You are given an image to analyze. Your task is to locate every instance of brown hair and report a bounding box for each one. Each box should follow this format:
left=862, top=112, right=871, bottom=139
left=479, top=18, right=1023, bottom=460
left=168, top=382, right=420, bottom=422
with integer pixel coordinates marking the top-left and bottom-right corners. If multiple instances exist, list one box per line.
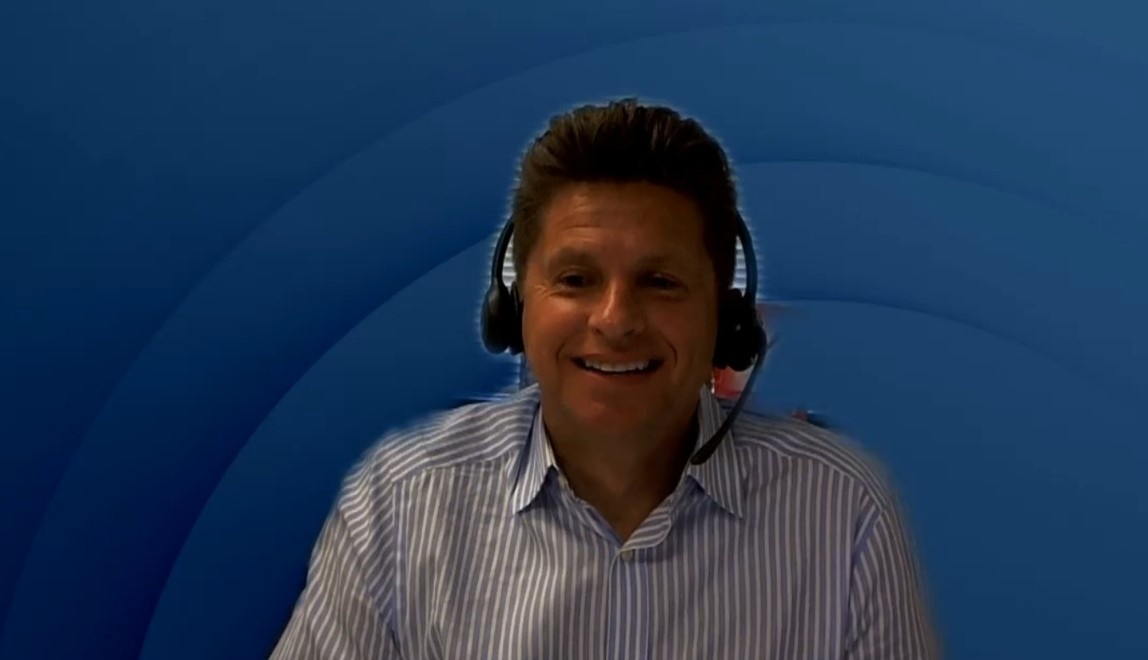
left=509, top=98, right=742, bottom=292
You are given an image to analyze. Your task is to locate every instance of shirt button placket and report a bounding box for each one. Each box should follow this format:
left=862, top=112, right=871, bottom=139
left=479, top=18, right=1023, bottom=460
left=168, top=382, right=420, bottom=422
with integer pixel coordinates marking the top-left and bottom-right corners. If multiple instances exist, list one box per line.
left=605, top=547, right=650, bottom=660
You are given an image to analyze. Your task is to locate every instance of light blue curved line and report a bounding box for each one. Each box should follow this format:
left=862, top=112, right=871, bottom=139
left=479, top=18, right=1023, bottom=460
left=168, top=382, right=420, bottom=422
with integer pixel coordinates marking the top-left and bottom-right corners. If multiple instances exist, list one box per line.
left=766, top=294, right=1134, bottom=408
left=352, top=16, right=1146, bottom=155
left=732, top=157, right=1104, bottom=232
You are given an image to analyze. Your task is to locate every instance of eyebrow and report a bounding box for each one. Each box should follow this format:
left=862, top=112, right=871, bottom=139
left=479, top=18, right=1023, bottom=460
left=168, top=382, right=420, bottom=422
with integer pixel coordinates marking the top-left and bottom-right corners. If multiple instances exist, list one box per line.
left=543, top=246, right=691, bottom=272
left=543, top=247, right=594, bottom=270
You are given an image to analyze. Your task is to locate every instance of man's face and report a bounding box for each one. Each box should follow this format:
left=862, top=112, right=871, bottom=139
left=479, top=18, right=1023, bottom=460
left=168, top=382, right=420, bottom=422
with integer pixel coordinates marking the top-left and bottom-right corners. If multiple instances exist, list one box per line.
left=520, top=181, right=720, bottom=443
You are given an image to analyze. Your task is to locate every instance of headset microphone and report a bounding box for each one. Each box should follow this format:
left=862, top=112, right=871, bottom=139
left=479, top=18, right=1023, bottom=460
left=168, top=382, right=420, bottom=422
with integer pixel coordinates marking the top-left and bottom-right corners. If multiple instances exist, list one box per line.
left=480, top=212, right=769, bottom=465
left=689, top=324, right=768, bottom=464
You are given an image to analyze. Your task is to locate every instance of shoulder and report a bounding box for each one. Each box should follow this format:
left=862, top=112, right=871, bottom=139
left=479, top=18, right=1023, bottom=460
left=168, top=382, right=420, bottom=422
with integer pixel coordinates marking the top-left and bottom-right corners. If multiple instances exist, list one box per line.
left=343, top=387, right=541, bottom=496
left=730, top=408, right=901, bottom=511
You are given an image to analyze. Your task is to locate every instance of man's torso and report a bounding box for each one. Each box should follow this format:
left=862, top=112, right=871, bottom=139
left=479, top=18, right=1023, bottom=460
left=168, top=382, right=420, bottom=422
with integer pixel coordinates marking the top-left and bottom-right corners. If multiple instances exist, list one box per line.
left=374, top=388, right=882, bottom=660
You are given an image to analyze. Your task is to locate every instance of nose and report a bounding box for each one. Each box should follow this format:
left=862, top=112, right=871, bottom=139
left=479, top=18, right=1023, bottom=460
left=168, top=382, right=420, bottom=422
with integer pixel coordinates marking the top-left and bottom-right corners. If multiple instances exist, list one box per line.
left=588, top=280, right=645, bottom=341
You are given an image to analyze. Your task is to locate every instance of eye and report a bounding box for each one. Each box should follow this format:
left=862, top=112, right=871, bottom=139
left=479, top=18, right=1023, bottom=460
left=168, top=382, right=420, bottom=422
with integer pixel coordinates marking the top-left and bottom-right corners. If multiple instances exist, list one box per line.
left=556, top=272, right=590, bottom=288
left=646, top=274, right=682, bottom=290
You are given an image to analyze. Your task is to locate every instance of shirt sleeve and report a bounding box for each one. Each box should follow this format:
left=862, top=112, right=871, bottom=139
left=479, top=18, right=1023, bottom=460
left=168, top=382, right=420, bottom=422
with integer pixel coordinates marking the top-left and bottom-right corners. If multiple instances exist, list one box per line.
left=844, top=499, right=942, bottom=659
left=269, top=461, right=400, bottom=659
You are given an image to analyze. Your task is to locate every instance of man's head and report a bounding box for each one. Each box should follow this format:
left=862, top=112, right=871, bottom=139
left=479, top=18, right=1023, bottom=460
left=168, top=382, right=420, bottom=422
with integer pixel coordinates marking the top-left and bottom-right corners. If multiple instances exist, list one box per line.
left=509, top=98, right=744, bottom=444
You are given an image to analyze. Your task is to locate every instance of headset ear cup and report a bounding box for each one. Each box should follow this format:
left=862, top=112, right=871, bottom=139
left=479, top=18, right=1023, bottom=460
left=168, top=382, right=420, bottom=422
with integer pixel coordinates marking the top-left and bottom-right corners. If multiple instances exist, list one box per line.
left=481, top=280, right=525, bottom=354
left=714, top=289, right=764, bottom=371
left=481, top=281, right=509, bottom=353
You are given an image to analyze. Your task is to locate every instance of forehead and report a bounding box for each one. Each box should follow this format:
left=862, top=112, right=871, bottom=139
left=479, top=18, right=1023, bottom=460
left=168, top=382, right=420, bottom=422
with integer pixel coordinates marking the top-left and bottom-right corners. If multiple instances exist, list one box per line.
left=534, top=181, right=708, bottom=260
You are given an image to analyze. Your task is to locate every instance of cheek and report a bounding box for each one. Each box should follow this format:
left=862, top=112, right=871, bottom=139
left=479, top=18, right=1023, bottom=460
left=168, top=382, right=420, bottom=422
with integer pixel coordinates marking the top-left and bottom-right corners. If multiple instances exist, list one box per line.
left=665, top=312, right=719, bottom=368
left=521, top=301, right=579, bottom=358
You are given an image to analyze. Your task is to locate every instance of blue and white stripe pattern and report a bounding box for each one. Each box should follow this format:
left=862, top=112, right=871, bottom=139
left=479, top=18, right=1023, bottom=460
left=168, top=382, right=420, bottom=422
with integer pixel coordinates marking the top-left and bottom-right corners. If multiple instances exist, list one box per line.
left=270, top=385, right=939, bottom=659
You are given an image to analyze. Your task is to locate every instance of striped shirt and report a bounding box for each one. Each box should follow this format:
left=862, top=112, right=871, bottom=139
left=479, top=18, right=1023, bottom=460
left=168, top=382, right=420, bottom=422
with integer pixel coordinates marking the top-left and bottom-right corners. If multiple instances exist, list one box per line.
left=270, top=385, right=939, bottom=659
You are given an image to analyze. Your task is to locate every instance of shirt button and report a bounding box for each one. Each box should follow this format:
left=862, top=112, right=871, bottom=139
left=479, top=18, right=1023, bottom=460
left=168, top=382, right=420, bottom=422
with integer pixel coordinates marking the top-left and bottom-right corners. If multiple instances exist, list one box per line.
left=619, top=549, right=634, bottom=560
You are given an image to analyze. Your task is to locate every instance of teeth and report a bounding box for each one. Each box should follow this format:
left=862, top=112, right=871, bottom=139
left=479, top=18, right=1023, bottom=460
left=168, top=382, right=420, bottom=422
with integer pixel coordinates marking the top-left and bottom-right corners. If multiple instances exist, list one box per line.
left=582, top=360, right=651, bottom=373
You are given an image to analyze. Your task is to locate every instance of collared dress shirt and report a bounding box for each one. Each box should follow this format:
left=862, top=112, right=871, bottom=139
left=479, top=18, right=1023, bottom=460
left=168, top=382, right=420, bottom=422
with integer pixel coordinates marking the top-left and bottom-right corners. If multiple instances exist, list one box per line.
left=270, top=385, right=939, bottom=659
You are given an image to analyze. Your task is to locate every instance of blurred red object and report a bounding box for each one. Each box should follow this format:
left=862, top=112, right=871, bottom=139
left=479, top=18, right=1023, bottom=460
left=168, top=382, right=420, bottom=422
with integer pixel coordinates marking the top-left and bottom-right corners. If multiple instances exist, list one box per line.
left=711, top=303, right=832, bottom=428
left=712, top=366, right=749, bottom=399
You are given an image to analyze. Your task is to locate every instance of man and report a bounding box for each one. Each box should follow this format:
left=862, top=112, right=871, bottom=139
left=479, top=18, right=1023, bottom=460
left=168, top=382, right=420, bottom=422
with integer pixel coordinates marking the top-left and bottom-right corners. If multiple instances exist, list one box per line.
left=270, top=99, right=940, bottom=658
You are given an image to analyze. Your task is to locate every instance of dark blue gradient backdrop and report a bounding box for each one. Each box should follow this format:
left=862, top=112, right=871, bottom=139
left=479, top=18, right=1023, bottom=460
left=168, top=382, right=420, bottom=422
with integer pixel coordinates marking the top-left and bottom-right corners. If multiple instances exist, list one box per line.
left=2, top=1, right=1146, bottom=658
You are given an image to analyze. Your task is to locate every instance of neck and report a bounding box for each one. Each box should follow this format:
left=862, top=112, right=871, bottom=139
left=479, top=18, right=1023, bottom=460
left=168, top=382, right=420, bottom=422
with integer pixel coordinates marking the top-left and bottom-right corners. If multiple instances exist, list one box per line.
left=544, top=412, right=697, bottom=542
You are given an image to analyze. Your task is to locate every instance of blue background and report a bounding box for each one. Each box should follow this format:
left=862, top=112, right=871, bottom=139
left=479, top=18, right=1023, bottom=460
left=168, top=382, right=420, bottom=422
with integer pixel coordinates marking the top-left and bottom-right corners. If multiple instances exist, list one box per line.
left=2, top=1, right=1146, bottom=658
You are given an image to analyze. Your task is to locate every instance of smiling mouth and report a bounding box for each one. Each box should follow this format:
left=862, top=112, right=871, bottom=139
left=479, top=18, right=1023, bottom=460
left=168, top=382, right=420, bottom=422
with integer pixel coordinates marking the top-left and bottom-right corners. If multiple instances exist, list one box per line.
left=573, top=358, right=663, bottom=375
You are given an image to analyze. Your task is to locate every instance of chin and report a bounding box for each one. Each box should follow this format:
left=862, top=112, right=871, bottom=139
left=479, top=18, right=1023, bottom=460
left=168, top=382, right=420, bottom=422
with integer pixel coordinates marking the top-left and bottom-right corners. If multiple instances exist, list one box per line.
left=569, top=393, right=658, bottom=429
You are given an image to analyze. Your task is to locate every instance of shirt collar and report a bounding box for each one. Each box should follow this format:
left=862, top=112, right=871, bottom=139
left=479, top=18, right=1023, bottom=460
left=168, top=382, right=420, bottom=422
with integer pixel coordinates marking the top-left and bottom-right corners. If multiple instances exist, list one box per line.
left=508, top=394, right=558, bottom=515
left=683, top=386, right=747, bottom=519
left=507, top=385, right=746, bottom=519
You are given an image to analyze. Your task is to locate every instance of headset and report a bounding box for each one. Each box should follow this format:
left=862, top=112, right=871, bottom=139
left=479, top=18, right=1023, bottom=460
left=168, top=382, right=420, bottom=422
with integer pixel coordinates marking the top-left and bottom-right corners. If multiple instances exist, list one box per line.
left=480, top=211, right=769, bottom=465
